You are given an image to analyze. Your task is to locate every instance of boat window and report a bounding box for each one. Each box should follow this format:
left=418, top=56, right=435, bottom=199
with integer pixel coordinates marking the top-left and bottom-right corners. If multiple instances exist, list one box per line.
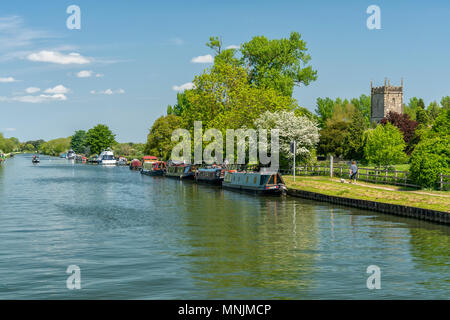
left=260, top=175, right=268, bottom=185
left=267, top=175, right=275, bottom=185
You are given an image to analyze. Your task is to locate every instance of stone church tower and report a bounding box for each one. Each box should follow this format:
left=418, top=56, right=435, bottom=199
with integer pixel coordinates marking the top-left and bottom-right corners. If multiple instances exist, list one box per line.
left=370, top=79, right=403, bottom=123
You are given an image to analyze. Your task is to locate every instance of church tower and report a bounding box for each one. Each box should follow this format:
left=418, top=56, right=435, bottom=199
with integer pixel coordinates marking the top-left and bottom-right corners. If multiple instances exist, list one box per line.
left=370, top=78, right=403, bottom=123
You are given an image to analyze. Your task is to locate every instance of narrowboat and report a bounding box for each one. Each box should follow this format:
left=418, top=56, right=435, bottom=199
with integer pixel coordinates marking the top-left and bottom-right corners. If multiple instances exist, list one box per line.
left=141, top=161, right=167, bottom=176
left=165, top=163, right=195, bottom=180
left=129, top=159, right=142, bottom=170
left=142, top=156, right=158, bottom=165
left=222, top=171, right=287, bottom=195
left=195, top=167, right=224, bottom=185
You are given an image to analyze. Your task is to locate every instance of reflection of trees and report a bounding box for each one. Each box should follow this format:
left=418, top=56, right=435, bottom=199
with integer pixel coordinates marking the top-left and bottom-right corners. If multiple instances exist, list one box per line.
left=175, top=185, right=319, bottom=298
left=408, top=225, right=450, bottom=290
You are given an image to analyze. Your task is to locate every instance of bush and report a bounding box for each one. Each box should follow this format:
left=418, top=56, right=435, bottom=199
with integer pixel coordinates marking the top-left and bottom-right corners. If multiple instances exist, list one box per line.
left=364, top=123, right=407, bottom=167
left=409, top=136, right=450, bottom=188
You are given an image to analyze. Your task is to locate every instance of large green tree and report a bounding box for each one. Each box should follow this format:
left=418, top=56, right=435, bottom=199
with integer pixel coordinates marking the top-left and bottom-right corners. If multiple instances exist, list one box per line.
left=182, top=61, right=296, bottom=133
left=240, top=31, right=317, bottom=97
left=85, top=124, right=116, bottom=155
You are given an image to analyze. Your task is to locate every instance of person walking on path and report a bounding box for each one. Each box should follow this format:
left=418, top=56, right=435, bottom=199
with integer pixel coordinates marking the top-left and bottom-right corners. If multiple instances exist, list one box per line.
left=349, top=161, right=358, bottom=184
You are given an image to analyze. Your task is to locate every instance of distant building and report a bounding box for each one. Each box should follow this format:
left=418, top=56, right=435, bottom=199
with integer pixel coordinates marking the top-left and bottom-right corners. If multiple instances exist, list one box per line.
left=370, top=79, right=403, bottom=123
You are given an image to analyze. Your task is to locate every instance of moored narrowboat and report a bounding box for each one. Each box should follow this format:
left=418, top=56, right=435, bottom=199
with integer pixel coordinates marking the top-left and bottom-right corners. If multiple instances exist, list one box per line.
left=195, top=167, right=224, bottom=185
left=165, top=163, right=195, bottom=180
left=129, top=159, right=142, bottom=170
left=222, top=171, right=286, bottom=195
left=141, top=161, right=167, bottom=176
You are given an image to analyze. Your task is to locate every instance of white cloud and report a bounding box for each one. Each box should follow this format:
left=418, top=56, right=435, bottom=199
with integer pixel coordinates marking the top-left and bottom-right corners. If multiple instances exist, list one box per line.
left=44, top=85, right=69, bottom=94
left=90, top=88, right=125, bottom=95
left=76, top=70, right=93, bottom=78
left=11, top=94, right=67, bottom=103
left=0, top=77, right=18, bottom=83
left=27, top=50, right=90, bottom=65
left=95, top=73, right=104, bottom=78
left=226, top=45, right=240, bottom=50
left=172, top=82, right=194, bottom=91
left=25, top=87, right=40, bottom=94
left=191, top=54, right=214, bottom=63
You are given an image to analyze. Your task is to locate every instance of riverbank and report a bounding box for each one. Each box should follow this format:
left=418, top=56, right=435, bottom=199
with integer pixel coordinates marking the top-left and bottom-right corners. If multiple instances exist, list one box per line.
left=284, top=176, right=449, bottom=224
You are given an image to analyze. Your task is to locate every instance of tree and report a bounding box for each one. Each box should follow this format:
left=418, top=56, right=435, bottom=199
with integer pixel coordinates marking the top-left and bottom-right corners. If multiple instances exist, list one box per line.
left=440, top=96, right=450, bottom=110
left=380, top=111, right=418, bottom=145
left=345, top=110, right=368, bottom=160
left=240, top=31, right=318, bottom=97
left=318, top=121, right=350, bottom=158
left=254, top=110, right=319, bottom=164
left=315, top=97, right=335, bottom=128
left=70, top=130, right=87, bottom=154
left=350, top=94, right=371, bottom=126
left=85, top=124, right=116, bottom=155
left=416, top=105, right=430, bottom=126
left=326, top=102, right=354, bottom=125
left=364, top=123, right=407, bottom=167
left=39, top=137, right=71, bottom=156
left=410, top=136, right=449, bottom=188
left=427, top=101, right=441, bottom=121
left=145, top=115, right=182, bottom=160
left=167, top=92, right=192, bottom=116
left=182, top=61, right=296, bottom=133
left=404, top=97, right=422, bottom=120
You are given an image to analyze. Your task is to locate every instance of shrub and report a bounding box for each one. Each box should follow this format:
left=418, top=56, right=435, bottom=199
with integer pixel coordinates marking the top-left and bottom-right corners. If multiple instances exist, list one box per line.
left=409, top=136, right=450, bottom=188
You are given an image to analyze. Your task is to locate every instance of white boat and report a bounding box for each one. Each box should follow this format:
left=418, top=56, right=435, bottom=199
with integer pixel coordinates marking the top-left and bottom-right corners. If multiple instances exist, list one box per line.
left=67, top=149, right=76, bottom=160
left=97, top=150, right=117, bottom=166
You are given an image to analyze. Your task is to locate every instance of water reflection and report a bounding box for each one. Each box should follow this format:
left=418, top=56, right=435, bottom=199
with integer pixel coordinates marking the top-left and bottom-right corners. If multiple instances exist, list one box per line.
left=0, top=154, right=448, bottom=299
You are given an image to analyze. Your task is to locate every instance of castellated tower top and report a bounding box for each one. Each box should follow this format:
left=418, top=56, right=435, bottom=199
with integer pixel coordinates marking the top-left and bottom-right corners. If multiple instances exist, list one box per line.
left=370, top=78, right=404, bottom=123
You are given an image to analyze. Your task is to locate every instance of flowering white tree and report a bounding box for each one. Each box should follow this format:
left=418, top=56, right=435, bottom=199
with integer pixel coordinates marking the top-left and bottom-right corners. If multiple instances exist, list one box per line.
left=254, top=110, right=319, bottom=162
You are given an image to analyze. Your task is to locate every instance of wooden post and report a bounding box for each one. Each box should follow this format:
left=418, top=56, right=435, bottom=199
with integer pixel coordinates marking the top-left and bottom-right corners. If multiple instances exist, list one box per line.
left=385, top=168, right=388, bottom=182
left=440, top=173, right=443, bottom=191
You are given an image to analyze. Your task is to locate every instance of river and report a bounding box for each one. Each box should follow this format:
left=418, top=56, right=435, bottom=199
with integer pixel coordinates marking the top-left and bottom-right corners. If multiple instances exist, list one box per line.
left=0, top=154, right=448, bottom=299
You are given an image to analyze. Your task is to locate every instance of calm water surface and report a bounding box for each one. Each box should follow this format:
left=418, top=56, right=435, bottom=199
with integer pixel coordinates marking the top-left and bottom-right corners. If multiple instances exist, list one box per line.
left=0, top=154, right=448, bottom=299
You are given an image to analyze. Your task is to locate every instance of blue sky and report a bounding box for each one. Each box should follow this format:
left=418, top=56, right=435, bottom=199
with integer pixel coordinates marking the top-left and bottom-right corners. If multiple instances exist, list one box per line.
left=0, top=0, right=449, bottom=142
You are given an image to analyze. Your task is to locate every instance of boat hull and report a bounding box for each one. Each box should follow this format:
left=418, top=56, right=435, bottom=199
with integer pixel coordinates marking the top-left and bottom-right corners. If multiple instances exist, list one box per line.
left=222, top=183, right=285, bottom=195
left=141, top=169, right=165, bottom=176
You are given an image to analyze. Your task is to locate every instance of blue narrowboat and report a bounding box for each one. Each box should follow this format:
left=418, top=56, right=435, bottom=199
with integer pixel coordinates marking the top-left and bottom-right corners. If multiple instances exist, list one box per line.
left=195, top=167, right=224, bottom=185
left=222, top=171, right=287, bottom=195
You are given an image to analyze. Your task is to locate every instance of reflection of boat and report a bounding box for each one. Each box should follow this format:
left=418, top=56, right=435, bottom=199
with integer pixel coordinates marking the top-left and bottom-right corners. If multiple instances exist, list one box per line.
left=32, top=155, right=40, bottom=163
left=141, top=161, right=167, bottom=176
left=129, top=159, right=142, bottom=170
left=165, top=162, right=195, bottom=180
left=222, top=170, right=286, bottom=195
left=67, top=149, right=75, bottom=160
left=195, top=167, right=224, bottom=185
left=97, top=150, right=116, bottom=166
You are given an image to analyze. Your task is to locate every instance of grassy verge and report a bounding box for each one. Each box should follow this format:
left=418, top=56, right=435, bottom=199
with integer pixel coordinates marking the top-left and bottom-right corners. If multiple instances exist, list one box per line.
left=284, top=175, right=450, bottom=213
